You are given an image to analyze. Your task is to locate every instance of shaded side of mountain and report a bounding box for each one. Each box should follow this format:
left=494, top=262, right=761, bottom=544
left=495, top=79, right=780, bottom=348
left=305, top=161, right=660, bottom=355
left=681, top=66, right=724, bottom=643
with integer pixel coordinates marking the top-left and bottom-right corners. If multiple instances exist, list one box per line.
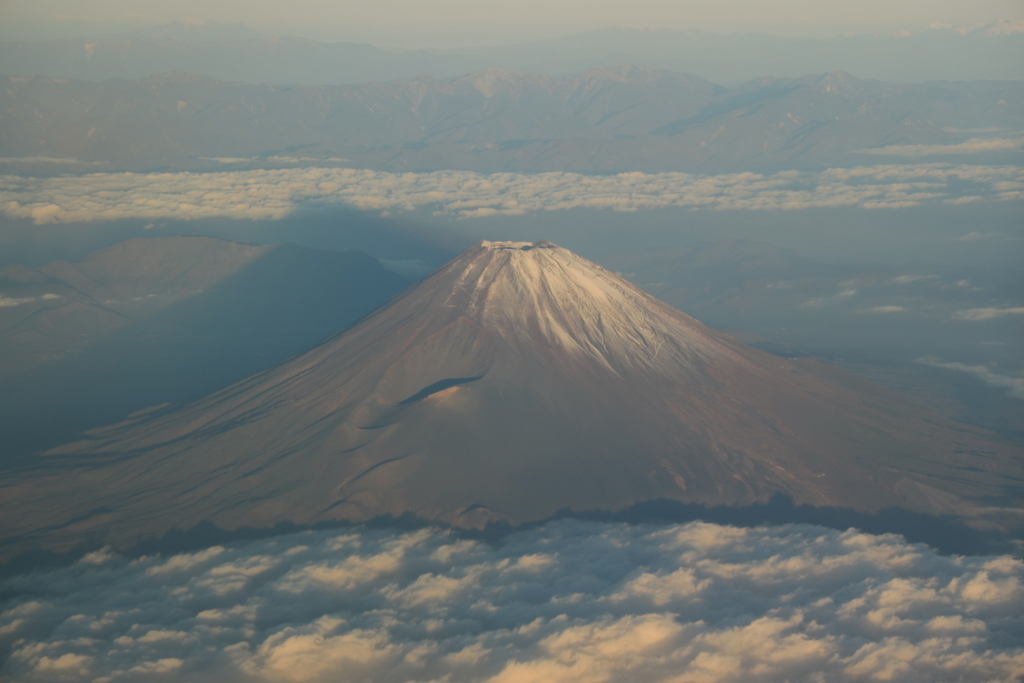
left=0, top=237, right=408, bottom=462
left=0, top=236, right=274, bottom=372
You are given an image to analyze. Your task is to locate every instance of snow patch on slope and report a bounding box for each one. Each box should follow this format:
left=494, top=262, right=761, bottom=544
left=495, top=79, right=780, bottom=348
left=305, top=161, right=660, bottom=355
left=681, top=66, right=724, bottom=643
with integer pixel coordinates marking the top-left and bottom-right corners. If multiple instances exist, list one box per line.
left=436, top=240, right=727, bottom=374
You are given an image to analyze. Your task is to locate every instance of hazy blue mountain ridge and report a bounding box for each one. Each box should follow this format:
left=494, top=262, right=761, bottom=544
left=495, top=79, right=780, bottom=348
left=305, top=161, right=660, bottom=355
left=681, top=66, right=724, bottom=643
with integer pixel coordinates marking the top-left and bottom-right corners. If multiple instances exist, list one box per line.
left=2, top=67, right=1021, bottom=171
left=1, top=21, right=1021, bottom=85
left=0, top=31, right=473, bottom=88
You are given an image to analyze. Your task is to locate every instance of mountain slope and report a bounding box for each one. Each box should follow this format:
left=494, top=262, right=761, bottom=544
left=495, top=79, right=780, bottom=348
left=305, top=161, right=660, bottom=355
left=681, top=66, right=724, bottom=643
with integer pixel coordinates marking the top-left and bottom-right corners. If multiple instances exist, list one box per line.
left=1, top=241, right=1021, bottom=560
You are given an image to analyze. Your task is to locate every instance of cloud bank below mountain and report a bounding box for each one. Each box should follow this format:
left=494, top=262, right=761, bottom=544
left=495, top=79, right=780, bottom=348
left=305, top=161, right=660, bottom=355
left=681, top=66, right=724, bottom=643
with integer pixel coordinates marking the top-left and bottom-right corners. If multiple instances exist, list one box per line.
left=2, top=163, right=1021, bottom=225
left=2, top=521, right=1023, bottom=682
left=917, top=356, right=1024, bottom=399
left=855, top=137, right=1024, bottom=157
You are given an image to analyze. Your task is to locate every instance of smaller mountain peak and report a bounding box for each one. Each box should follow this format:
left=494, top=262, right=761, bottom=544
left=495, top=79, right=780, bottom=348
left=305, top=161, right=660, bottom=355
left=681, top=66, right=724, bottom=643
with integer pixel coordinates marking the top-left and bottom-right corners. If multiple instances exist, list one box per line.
left=816, top=68, right=855, bottom=87
left=458, top=68, right=532, bottom=97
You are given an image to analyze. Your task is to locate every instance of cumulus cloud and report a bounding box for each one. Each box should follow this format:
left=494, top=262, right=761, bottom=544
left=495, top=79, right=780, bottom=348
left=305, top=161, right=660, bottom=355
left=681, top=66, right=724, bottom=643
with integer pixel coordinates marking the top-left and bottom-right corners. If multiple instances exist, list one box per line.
left=891, top=274, right=937, bottom=284
left=0, top=296, right=36, bottom=307
left=953, top=307, right=1024, bottom=321
left=0, top=163, right=1020, bottom=225
left=0, top=293, right=61, bottom=308
left=944, top=195, right=984, bottom=205
left=0, top=157, right=103, bottom=166
left=926, top=19, right=1024, bottom=36
left=196, top=156, right=257, bottom=164
left=855, top=137, right=1024, bottom=157
left=917, top=356, right=1024, bottom=399
left=265, top=156, right=349, bottom=164
left=799, top=287, right=859, bottom=309
left=1, top=521, right=1023, bottom=683
left=955, top=230, right=1002, bottom=240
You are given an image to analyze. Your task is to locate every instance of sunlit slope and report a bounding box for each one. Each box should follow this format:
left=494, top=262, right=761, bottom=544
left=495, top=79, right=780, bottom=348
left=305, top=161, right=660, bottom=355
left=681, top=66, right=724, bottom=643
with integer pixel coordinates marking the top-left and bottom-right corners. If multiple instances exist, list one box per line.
left=2, top=241, right=1021, bottom=559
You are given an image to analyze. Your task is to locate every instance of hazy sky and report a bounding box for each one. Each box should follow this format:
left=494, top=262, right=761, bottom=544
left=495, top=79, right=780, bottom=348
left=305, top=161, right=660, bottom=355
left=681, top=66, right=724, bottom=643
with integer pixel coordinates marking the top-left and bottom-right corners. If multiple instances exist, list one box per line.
left=1, top=0, right=1022, bottom=46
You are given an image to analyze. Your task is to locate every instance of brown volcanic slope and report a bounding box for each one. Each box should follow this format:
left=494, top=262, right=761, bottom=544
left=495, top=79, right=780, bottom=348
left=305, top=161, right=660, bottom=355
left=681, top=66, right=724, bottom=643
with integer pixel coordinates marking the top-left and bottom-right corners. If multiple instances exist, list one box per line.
left=2, top=241, right=1021, bottom=559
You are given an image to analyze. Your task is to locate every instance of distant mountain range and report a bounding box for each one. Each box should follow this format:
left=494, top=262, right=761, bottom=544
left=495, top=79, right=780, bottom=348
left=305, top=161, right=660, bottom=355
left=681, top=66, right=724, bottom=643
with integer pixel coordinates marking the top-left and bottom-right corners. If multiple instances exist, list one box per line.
left=1, top=21, right=1022, bottom=85
left=2, top=67, right=1021, bottom=172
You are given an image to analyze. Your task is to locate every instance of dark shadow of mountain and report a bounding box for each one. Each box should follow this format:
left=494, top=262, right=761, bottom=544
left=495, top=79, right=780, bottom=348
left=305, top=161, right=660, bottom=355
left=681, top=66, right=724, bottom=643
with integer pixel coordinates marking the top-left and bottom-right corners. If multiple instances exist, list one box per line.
left=0, top=243, right=409, bottom=464
left=0, top=206, right=465, bottom=269
left=3, top=495, right=1019, bottom=582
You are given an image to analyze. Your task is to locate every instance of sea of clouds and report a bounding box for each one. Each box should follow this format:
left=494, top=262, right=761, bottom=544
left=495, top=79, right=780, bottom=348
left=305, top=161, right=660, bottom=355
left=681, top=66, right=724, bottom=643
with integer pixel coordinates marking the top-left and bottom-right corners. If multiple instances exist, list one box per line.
left=1, top=520, right=1022, bottom=682
left=2, top=163, right=1022, bottom=225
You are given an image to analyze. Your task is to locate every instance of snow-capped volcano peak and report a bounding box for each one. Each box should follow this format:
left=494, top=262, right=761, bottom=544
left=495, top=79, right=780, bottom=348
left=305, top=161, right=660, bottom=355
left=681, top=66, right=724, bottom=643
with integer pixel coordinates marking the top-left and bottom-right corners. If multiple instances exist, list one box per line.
left=3, top=240, right=1019, bottom=559
left=411, top=240, right=732, bottom=375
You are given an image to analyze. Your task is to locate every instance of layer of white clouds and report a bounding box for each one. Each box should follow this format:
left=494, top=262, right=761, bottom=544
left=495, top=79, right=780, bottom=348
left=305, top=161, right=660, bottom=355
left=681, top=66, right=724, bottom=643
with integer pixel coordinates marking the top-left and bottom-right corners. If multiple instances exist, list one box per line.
left=863, top=305, right=907, bottom=313
left=1, top=163, right=1021, bottom=225
left=0, top=295, right=38, bottom=307
left=1, top=521, right=1023, bottom=682
left=0, top=157, right=103, bottom=166
left=917, top=356, right=1024, bottom=399
left=855, top=137, right=1024, bottom=157
left=953, top=306, right=1024, bottom=321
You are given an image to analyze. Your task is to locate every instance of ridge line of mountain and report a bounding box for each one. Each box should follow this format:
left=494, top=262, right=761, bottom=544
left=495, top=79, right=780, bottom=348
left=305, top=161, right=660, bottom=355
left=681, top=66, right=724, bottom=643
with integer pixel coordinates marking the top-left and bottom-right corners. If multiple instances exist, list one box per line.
left=2, top=19, right=1021, bottom=86
left=3, top=67, right=1020, bottom=172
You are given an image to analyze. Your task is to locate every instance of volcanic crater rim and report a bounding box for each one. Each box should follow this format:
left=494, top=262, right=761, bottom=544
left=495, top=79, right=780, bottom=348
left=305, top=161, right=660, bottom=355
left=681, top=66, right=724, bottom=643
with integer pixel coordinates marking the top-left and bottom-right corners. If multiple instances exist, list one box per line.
left=480, top=240, right=557, bottom=250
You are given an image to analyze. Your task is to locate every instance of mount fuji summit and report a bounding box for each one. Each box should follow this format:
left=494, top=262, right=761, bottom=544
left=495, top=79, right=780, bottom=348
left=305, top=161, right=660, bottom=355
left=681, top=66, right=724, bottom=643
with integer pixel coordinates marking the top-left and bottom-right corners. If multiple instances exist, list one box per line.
left=2, top=241, right=1021, bottom=559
